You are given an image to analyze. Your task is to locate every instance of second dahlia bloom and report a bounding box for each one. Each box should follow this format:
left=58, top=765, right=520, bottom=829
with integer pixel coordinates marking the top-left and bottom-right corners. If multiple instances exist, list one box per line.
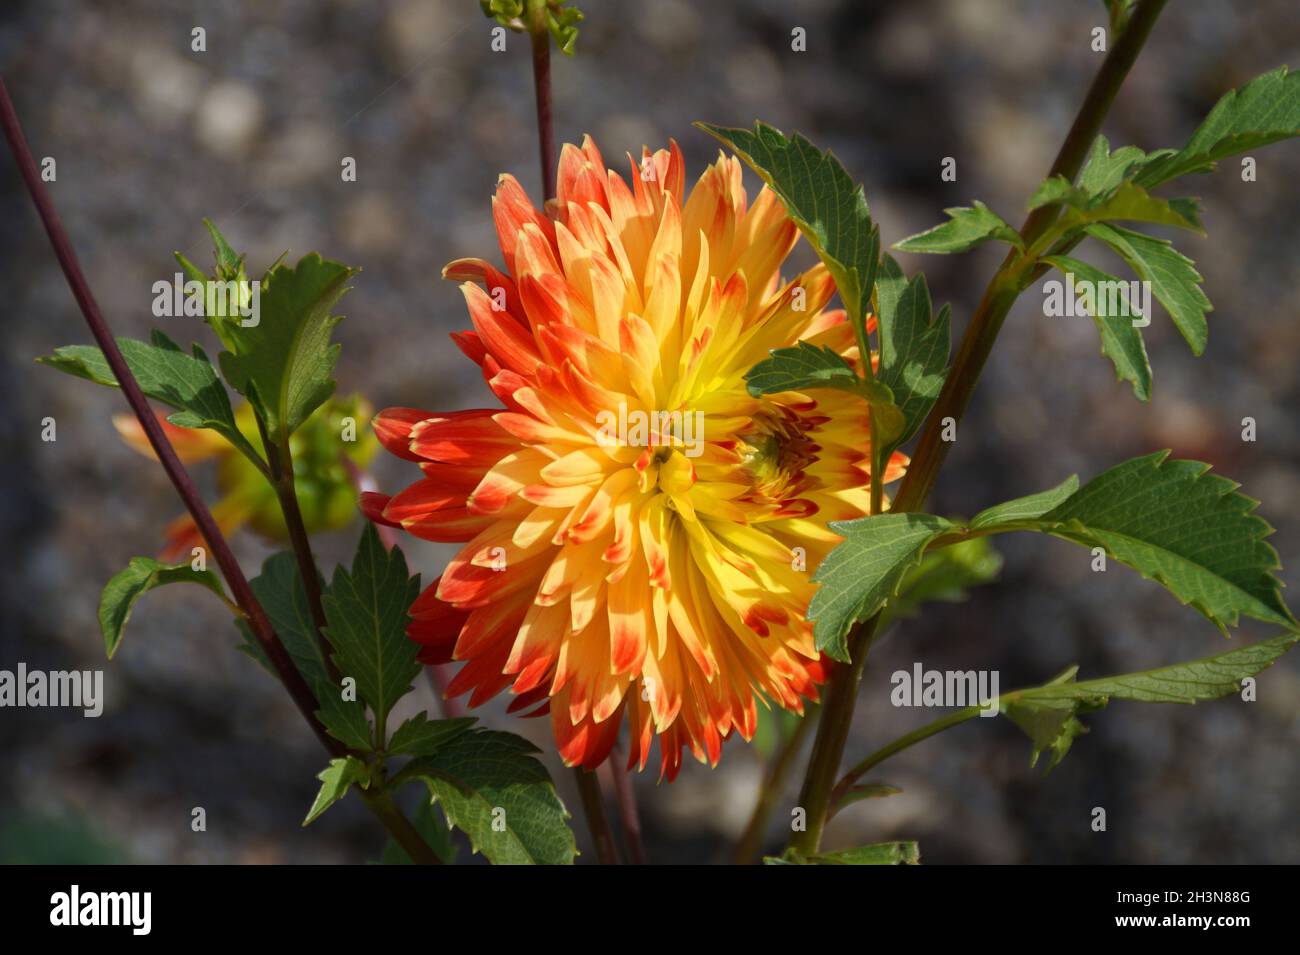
left=366, top=137, right=906, bottom=778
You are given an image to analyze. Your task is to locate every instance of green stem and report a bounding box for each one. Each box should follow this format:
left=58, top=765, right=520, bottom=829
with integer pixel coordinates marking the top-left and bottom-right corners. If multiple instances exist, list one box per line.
left=788, top=616, right=880, bottom=854
left=359, top=785, right=440, bottom=865
left=788, top=0, right=1169, bottom=856
left=828, top=706, right=983, bottom=815
left=893, top=0, right=1169, bottom=514
left=262, top=430, right=339, bottom=685
left=734, top=705, right=818, bottom=864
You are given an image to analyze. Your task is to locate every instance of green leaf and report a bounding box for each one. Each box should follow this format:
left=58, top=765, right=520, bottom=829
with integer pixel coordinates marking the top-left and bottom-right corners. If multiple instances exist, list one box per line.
left=957, top=455, right=1292, bottom=630
left=37, top=332, right=263, bottom=466
left=1031, top=178, right=1203, bottom=233
left=547, top=2, right=583, bottom=55
left=811, top=452, right=1293, bottom=664
left=387, top=713, right=477, bottom=757
left=303, top=756, right=370, bottom=825
left=809, top=513, right=956, bottom=661
left=770, top=841, right=920, bottom=865
left=401, top=728, right=576, bottom=865
left=810, top=841, right=921, bottom=865
left=968, top=475, right=1080, bottom=529
left=173, top=251, right=208, bottom=287
left=173, top=220, right=259, bottom=342
left=380, top=797, right=458, bottom=864
left=98, top=557, right=226, bottom=659
left=894, top=201, right=1023, bottom=255
left=1077, top=135, right=1171, bottom=196
left=322, top=525, right=422, bottom=742
left=202, top=218, right=245, bottom=279
left=746, top=342, right=876, bottom=396
left=1033, top=452, right=1294, bottom=631
left=744, top=342, right=904, bottom=443
left=1136, top=67, right=1300, bottom=188
left=1002, top=632, right=1299, bottom=769
left=962, top=455, right=1291, bottom=630
left=218, top=253, right=353, bottom=444
left=242, top=552, right=373, bottom=752
left=874, top=256, right=951, bottom=448
left=695, top=121, right=880, bottom=326
left=1085, top=222, right=1210, bottom=355
left=834, top=783, right=904, bottom=812
left=480, top=0, right=525, bottom=26
left=1044, top=255, right=1153, bottom=401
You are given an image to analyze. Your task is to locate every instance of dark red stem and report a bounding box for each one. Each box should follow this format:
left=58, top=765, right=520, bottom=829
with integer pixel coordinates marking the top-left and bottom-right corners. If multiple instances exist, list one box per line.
left=527, top=1, right=556, bottom=201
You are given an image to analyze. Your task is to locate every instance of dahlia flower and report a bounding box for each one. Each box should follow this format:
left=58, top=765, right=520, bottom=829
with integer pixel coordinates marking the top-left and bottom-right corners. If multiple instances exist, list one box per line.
left=366, top=137, right=906, bottom=778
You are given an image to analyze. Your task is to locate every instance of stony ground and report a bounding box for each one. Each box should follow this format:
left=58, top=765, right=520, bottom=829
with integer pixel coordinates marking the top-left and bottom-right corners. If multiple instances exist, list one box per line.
left=1, top=0, right=1297, bottom=864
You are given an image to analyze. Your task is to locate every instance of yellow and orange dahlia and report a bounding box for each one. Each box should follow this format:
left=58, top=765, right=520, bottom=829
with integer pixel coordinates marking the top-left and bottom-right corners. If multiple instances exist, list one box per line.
left=365, top=137, right=906, bottom=779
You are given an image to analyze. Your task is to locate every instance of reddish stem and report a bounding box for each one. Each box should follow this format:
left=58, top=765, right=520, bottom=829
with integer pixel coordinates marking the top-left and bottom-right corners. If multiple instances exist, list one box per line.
left=527, top=0, right=556, bottom=201
left=607, top=744, right=648, bottom=864
left=0, top=76, right=440, bottom=864
left=0, top=77, right=336, bottom=755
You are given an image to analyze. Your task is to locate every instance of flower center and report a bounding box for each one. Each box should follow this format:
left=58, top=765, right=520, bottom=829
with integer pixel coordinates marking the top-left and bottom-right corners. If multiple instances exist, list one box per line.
left=739, top=409, right=821, bottom=507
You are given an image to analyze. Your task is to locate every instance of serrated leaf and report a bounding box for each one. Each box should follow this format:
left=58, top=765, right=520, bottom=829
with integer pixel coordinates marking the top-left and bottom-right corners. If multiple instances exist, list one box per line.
left=218, top=253, right=353, bottom=445
left=98, top=557, right=226, bottom=659
left=402, top=728, right=576, bottom=865
left=1085, top=222, right=1210, bottom=355
left=1136, top=67, right=1300, bottom=188
left=1032, top=178, right=1202, bottom=233
left=744, top=342, right=904, bottom=443
left=1002, top=632, right=1299, bottom=769
left=810, top=841, right=921, bottom=865
left=387, top=713, right=477, bottom=757
left=696, top=121, right=880, bottom=325
left=1034, top=452, right=1294, bottom=631
left=37, top=332, right=263, bottom=465
left=894, top=201, right=1023, bottom=255
left=243, top=552, right=372, bottom=752
left=322, top=525, right=422, bottom=741
left=809, top=513, right=956, bottom=661
left=303, top=756, right=370, bottom=825
left=814, top=451, right=1292, bottom=667
left=746, top=341, right=875, bottom=396
left=1077, top=135, right=1174, bottom=196
left=874, top=255, right=951, bottom=448
left=1044, top=255, right=1153, bottom=401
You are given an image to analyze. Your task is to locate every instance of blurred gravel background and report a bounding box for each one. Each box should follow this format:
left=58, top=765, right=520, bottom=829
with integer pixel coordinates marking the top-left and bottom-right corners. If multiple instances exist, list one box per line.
left=1, top=0, right=1297, bottom=864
